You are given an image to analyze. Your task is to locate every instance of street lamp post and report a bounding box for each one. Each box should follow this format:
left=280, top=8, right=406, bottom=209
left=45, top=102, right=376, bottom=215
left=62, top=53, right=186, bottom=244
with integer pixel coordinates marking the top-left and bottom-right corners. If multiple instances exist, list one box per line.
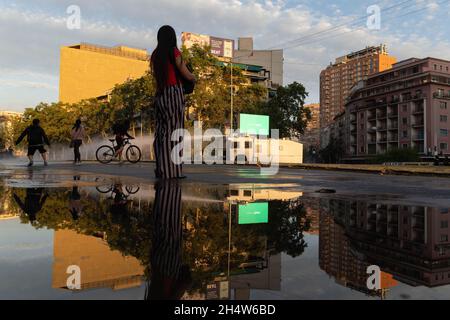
left=228, top=51, right=253, bottom=132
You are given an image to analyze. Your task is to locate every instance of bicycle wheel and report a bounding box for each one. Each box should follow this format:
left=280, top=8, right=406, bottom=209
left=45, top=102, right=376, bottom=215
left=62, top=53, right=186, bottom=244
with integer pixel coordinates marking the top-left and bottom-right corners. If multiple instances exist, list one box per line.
left=96, top=145, right=115, bottom=164
left=96, top=185, right=113, bottom=193
left=125, top=185, right=140, bottom=194
left=126, top=145, right=141, bottom=163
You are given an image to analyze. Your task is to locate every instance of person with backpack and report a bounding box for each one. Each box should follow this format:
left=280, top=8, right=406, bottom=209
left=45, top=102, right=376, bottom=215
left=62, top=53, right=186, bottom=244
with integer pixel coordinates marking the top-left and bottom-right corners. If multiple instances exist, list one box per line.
left=112, top=120, right=134, bottom=162
left=15, top=118, right=51, bottom=167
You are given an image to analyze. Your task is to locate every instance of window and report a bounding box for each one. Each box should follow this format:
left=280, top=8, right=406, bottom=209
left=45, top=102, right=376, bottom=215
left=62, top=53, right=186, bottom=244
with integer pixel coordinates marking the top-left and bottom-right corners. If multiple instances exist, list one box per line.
left=402, top=105, right=408, bottom=112
left=245, top=141, right=252, bottom=149
left=243, top=190, right=252, bottom=197
left=441, top=102, right=448, bottom=110
left=440, top=129, right=449, bottom=137
left=441, top=208, right=449, bottom=214
left=442, top=221, right=449, bottom=229
left=360, top=146, right=364, bottom=153
left=230, top=190, right=239, bottom=196
left=402, top=131, right=408, bottom=138
left=441, top=235, right=449, bottom=242
left=402, top=117, right=408, bottom=125
left=440, top=143, right=448, bottom=151
left=441, top=115, right=448, bottom=122
left=233, top=142, right=239, bottom=149
left=403, top=143, right=408, bottom=149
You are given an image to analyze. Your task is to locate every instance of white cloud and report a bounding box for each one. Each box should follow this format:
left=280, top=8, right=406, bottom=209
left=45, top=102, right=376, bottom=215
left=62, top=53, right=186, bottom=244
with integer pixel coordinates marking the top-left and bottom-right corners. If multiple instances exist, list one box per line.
left=1, top=0, right=449, bottom=109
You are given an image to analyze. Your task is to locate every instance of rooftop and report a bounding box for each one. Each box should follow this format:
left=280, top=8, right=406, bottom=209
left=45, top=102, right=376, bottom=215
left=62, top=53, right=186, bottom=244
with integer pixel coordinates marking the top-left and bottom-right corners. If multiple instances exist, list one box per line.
left=66, top=43, right=149, bottom=61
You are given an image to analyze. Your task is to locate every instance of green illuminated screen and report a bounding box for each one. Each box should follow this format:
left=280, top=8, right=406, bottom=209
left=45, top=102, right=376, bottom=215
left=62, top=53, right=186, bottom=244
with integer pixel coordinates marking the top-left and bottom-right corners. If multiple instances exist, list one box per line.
left=239, top=114, right=269, bottom=136
left=238, top=202, right=269, bottom=225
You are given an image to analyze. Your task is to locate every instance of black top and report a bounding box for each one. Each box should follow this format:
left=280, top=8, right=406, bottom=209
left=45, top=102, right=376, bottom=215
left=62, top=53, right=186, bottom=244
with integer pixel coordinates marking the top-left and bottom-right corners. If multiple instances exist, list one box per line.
left=16, top=124, right=50, bottom=146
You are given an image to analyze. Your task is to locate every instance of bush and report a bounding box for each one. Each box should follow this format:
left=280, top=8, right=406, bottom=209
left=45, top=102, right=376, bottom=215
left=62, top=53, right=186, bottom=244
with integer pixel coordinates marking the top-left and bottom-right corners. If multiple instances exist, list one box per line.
left=372, top=148, right=420, bottom=164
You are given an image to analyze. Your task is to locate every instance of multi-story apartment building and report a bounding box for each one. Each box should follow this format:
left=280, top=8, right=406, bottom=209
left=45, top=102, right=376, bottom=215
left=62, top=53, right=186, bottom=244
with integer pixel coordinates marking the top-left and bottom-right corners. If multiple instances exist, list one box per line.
left=59, top=43, right=150, bottom=103
left=320, top=45, right=397, bottom=130
left=346, top=57, right=450, bottom=158
left=300, top=103, right=320, bottom=153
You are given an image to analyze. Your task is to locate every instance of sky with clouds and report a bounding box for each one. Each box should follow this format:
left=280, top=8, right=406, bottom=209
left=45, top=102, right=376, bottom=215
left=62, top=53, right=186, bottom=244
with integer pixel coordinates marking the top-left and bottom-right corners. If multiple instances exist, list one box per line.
left=0, top=0, right=449, bottom=111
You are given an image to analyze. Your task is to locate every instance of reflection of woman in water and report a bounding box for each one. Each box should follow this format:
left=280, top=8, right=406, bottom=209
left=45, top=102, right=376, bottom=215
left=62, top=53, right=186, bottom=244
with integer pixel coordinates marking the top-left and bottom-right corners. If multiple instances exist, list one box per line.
left=69, top=176, right=83, bottom=220
left=145, top=180, right=191, bottom=300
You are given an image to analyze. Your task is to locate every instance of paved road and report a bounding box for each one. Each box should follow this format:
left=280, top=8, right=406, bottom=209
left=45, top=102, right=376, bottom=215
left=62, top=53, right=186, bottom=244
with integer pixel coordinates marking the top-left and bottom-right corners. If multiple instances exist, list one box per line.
left=1, top=160, right=450, bottom=206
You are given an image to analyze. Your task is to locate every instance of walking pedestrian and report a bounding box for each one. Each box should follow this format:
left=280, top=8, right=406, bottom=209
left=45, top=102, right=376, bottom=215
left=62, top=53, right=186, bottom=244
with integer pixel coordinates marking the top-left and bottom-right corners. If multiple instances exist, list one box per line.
left=70, top=119, right=85, bottom=165
left=15, top=119, right=51, bottom=167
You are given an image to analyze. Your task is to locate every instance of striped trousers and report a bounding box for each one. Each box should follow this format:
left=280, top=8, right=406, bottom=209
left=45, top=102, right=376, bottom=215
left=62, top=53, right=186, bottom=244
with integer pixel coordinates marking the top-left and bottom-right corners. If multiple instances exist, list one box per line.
left=146, top=180, right=183, bottom=299
left=153, top=84, right=185, bottom=179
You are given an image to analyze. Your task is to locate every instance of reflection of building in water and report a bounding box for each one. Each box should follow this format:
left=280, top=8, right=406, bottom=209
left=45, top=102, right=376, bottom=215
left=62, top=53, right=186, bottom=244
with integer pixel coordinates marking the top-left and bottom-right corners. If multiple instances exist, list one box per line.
left=205, top=253, right=281, bottom=300
left=230, top=253, right=281, bottom=300
left=226, top=184, right=303, bottom=203
left=319, top=209, right=379, bottom=296
left=322, top=198, right=450, bottom=289
left=302, top=198, right=320, bottom=235
left=53, top=229, right=144, bottom=291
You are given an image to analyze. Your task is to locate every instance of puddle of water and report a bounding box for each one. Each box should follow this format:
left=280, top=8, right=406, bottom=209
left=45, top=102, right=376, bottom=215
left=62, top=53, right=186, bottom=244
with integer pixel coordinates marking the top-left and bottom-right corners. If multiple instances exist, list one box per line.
left=1, top=179, right=450, bottom=300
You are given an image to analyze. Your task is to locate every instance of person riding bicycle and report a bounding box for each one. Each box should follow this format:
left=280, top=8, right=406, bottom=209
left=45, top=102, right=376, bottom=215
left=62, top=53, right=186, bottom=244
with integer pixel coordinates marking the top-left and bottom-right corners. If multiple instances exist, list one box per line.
left=112, top=120, right=134, bottom=162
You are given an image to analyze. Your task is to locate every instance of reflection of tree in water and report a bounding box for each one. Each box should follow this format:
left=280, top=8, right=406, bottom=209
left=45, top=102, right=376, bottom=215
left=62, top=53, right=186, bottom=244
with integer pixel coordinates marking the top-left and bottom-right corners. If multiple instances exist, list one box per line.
left=12, top=187, right=310, bottom=295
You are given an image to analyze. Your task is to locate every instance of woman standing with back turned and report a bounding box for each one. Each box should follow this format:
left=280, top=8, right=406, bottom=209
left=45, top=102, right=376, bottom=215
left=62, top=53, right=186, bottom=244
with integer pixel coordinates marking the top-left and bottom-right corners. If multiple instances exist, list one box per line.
left=151, top=25, right=196, bottom=179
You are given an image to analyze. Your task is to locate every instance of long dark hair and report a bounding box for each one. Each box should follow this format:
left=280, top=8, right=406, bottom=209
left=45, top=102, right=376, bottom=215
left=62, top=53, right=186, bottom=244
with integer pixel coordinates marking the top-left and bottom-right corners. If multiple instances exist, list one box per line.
left=73, top=119, right=81, bottom=131
left=151, top=25, right=178, bottom=93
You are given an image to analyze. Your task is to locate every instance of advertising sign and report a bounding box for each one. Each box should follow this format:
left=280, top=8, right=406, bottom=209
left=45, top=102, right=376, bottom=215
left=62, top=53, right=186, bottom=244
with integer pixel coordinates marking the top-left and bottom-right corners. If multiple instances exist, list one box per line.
left=238, top=202, right=269, bottom=225
left=182, top=32, right=234, bottom=58
left=239, top=114, right=270, bottom=136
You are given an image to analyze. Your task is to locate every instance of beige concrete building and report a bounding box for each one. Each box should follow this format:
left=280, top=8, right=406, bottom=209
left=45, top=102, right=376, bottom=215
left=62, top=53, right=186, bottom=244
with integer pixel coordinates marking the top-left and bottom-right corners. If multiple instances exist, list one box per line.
left=52, top=229, right=144, bottom=291
left=59, top=43, right=150, bottom=103
left=233, top=37, right=283, bottom=94
left=320, top=45, right=397, bottom=130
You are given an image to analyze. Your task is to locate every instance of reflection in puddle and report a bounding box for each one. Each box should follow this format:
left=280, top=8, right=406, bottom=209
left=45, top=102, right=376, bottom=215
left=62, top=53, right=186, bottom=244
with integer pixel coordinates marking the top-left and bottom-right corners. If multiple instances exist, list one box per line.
left=1, top=179, right=450, bottom=300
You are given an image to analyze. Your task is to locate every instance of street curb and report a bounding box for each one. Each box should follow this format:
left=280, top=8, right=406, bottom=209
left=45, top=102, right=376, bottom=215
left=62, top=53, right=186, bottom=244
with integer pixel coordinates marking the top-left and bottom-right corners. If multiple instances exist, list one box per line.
left=287, top=164, right=450, bottom=178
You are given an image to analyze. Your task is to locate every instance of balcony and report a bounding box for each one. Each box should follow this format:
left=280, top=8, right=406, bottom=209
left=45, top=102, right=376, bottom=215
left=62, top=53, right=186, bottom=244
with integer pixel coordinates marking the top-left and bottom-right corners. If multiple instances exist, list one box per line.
left=413, top=107, right=424, bottom=115
left=377, top=126, right=388, bottom=131
left=388, top=135, right=399, bottom=142
left=413, top=134, right=425, bottom=141
left=377, top=113, right=387, bottom=119
left=434, top=92, right=450, bottom=100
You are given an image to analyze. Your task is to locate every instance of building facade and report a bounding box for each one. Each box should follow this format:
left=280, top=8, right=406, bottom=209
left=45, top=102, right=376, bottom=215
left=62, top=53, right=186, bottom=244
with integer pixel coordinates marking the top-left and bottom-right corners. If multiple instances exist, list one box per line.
left=233, top=37, right=283, bottom=94
left=300, top=103, right=320, bottom=153
left=324, top=197, right=450, bottom=288
left=59, top=43, right=150, bottom=103
left=345, top=57, right=450, bottom=158
left=320, top=45, right=397, bottom=130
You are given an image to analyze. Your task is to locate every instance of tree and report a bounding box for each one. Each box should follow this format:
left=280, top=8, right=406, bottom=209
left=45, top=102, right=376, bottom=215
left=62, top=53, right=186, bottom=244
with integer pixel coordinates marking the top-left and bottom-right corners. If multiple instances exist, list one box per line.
left=319, top=137, right=345, bottom=163
left=254, top=82, right=310, bottom=139
left=108, top=72, right=156, bottom=134
left=180, top=44, right=268, bottom=130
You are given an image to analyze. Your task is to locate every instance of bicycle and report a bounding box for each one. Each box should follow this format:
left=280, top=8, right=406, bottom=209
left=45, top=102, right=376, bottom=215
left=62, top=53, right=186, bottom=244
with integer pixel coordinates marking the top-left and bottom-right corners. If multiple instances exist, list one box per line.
left=96, top=138, right=142, bottom=164
left=95, top=183, right=140, bottom=196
